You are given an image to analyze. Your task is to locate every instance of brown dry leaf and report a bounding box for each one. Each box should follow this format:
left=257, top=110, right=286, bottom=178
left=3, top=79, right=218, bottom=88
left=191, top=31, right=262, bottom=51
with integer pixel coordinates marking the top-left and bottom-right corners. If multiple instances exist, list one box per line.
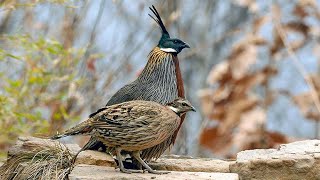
left=232, top=34, right=267, bottom=49
left=247, top=35, right=268, bottom=45
left=298, top=0, right=317, bottom=7
left=283, top=21, right=309, bottom=51
left=310, top=26, right=320, bottom=37
left=292, top=91, right=320, bottom=121
left=234, top=71, right=265, bottom=95
left=270, top=28, right=284, bottom=56
left=312, top=43, right=320, bottom=57
left=232, top=108, right=266, bottom=150
left=233, top=108, right=288, bottom=151
left=211, top=86, right=231, bottom=103
left=239, top=130, right=288, bottom=150
left=200, top=108, right=288, bottom=157
left=86, top=57, right=96, bottom=72
left=264, top=89, right=277, bottom=107
left=253, top=16, right=270, bottom=33
left=234, top=0, right=259, bottom=13
left=272, top=4, right=282, bottom=19
left=168, top=10, right=181, bottom=23
left=228, top=35, right=267, bottom=80
left=199, top=127, right=233, bottom=157
left=218, top=95, right=259, bottom=133
left=293, top=92, right=313, bottom=114
left=209, top=104, right=226, bottom=121
left=264, top=131, right=289, bottom=147
left=285, top=21, right=309, bottom=36
left=198, top=86, right=231, bottom=121
left=238, top=107, right=266, bottom=133
left=207, top=61, right=230, bottom=85
left=237, top=66, right=277, bottom=87
left=270, top=5, right=284, bottom=56
left=229, top=44, right=257, bottom=79
left=310, top=74, right=320, bottom=91
left=198, top=89, right=215, bottom=117
left=271, top=21, right=309, bottom=55
left=290, top=40, right=306, bottom=52
left=293, top=4, right=309, bottom=18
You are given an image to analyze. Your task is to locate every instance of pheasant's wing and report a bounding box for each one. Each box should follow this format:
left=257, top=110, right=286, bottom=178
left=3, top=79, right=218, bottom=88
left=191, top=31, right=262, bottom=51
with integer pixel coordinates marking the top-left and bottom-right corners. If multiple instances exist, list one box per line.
left=90, top=101, right=174, bottom=146
left=92, top=101, right=162, bottom=128
left=53, top=102, right=161, bottom=140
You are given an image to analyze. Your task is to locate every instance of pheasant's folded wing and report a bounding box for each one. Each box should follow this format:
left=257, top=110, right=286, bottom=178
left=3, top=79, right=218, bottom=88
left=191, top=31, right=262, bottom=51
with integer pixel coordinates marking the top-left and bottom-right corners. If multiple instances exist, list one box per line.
left=93, top=102, right=162, bottom=127
left=91, top=102, right=166, bottom=141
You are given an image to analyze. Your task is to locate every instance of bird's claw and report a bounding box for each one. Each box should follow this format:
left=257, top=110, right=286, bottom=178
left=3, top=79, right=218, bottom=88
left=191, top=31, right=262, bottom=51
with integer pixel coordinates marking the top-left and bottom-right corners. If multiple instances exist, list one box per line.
left=120, top=168, right=142, bottom=174
left=120, top=168, right=132, bottom=174
left=147, top=169, right=170, bottom=174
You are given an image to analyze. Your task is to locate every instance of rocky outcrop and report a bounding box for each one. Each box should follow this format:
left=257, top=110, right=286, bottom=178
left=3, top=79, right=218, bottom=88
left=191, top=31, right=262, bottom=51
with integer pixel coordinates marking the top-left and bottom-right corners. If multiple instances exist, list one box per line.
left=230, top=140, right=320, bottom=180
left=75, top=150, right=116, bottom=167
left=69, top=165, right=238, bottom=180
left=149, top=155, right=232, bottom=173
left=1, top=137, right=320, bottom=180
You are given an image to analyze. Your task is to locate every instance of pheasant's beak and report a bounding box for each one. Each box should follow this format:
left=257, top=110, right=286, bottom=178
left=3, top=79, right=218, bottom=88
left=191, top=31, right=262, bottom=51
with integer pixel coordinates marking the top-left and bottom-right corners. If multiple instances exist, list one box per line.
left=184, top=43, right=190, bottom=48
left=190, top=105, right=196, bottom=112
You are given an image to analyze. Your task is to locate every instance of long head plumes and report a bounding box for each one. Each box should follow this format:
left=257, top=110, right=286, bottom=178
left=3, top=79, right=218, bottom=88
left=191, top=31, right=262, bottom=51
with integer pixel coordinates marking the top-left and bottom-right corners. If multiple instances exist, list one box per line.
left=167, top=97, right=196, bottom=116
left=149, top=5, right=170, bottom=42
left=149, top=5, right=190, bottom=54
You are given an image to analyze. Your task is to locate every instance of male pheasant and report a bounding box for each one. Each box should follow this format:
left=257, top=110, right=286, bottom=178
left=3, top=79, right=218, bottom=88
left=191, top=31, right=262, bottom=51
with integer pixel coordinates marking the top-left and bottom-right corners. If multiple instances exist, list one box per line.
left=84, top=5, right=190, bottom=164
left=52, top=98, right=195, bottom=174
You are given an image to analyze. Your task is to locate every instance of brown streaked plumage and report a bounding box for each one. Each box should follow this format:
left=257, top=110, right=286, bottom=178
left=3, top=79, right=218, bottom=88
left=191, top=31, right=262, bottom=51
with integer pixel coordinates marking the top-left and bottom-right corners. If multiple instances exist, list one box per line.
left=52, top=98, right=195, bottom=174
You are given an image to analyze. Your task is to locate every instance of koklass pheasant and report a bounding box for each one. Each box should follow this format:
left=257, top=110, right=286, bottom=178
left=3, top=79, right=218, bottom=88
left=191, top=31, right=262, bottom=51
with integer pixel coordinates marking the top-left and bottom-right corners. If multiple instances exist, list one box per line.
left=84, top=5, right=190, bottom=164
left=52, top=98, right=195, bottom=174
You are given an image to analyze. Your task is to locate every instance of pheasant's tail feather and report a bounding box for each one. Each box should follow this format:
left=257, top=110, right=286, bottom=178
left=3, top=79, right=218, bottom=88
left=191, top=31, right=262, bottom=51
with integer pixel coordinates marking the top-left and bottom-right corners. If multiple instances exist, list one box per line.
left=51, top=133, right=66, bottom=140
left=148, top=5, right=169, bottom=37
left=51, top=119, right=94, bottom=140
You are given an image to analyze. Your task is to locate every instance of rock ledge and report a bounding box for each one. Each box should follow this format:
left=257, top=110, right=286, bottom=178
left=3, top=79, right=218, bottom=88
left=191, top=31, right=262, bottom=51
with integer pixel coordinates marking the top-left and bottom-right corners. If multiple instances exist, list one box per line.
left=2, top=137, right=320, bottom=179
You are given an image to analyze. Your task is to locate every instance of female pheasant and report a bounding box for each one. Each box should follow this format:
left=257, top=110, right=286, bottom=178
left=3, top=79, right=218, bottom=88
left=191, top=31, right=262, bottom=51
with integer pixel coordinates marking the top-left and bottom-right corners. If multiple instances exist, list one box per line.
left=85, top=5, right=190, bottom=165
left=52, top=98, right=195, bottom=174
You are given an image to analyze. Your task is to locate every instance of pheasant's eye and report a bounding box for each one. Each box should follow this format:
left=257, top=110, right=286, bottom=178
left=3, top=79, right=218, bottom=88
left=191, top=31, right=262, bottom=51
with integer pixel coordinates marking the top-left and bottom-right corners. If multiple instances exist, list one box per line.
left=182, top=102, right=188, bottom=106
left=174, top=40, right=178, bottom=43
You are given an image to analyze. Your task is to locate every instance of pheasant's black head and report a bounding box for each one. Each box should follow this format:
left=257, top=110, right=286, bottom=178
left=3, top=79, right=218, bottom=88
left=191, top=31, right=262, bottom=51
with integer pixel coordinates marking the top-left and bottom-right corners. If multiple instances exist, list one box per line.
left=149, top=5, right=190, bottom=54
left=159, top=38, right=190, bottom=54
left=167, top=97, right=196, bottom=117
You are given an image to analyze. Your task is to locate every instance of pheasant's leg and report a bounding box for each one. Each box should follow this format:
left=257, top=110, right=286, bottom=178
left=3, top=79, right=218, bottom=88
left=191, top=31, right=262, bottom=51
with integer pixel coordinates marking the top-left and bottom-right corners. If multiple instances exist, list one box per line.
left=116, top=148, right=132, bottom=173
left=132, top=151, right=170, bottom=174
left=116, top=148, right=142, bottom=173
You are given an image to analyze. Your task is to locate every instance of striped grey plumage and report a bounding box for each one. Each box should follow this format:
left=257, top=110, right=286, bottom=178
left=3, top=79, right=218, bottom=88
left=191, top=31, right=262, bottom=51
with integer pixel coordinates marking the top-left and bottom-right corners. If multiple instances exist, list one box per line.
left=85, top=47, right=181, bottom=161
left=107, top=52, right=178, bottom=106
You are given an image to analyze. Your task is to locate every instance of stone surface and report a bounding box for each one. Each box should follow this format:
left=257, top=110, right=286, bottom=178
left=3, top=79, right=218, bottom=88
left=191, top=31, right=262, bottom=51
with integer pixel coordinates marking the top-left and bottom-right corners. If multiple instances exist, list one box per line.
left=7, top=136, right=81, bottom=157
left=230, top=140, right=320, bottom=180
left=74, top=149, right=232, bottom=173
left=4, top=137, right=320, bottom=179
left=149, top=155, right=233, bottom=172
left=75, top=150, right=116, bottom=167
left=69, top=164, right=239, bottom=180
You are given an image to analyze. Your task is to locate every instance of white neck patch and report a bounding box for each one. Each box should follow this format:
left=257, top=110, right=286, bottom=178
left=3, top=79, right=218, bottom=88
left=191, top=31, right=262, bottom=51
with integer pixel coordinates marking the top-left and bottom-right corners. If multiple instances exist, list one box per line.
left=160, top=48, right=177, bottom=53
left=168, top=106, right=179, bottom=114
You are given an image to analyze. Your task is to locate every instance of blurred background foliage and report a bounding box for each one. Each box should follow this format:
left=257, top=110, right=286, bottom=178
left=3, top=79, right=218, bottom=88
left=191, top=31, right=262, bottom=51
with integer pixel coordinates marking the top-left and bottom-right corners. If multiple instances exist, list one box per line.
left=1, top=0, right=320, bottom=160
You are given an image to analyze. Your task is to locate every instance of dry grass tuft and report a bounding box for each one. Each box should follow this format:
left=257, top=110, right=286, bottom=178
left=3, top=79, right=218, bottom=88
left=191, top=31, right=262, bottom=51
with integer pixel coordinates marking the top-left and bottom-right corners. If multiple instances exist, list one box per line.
left=0, top=142, right=73, bottom=180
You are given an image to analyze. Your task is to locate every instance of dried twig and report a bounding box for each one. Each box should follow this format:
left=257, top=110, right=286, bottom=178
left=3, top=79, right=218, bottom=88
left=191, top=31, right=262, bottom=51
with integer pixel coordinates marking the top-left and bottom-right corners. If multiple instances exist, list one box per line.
left=274, top=14, right=320, bottom=138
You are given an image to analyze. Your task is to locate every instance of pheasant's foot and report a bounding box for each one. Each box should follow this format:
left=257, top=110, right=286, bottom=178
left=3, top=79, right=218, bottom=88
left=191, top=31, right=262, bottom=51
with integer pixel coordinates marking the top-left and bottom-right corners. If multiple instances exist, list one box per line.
left=146, top=169, right=170, bottom=174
